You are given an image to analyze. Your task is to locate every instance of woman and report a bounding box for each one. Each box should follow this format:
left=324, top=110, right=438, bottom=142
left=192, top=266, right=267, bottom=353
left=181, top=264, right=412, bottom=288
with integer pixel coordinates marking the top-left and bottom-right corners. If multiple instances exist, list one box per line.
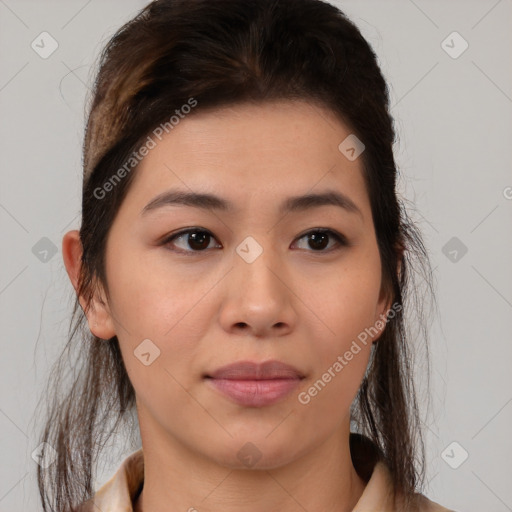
left=37, top=0, right=454, bottom=510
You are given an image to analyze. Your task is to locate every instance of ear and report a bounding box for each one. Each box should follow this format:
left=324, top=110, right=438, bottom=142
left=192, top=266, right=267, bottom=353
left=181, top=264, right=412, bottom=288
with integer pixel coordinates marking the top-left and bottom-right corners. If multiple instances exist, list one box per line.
left=62, top=230, right=116, bottom=340
left=371, top=287, right=393, bottom=344
left=372, top=249, right=403, bottom=344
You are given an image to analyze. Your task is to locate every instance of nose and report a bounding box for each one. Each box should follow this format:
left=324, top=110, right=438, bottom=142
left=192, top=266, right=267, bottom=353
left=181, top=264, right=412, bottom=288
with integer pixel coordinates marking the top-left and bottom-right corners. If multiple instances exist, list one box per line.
left=218, top=243, right=297, bottom=338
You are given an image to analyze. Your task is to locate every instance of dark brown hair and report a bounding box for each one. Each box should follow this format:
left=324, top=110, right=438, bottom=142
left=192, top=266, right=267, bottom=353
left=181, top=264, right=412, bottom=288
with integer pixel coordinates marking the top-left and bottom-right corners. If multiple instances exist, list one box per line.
left=36, top=0, right=435, bottom=510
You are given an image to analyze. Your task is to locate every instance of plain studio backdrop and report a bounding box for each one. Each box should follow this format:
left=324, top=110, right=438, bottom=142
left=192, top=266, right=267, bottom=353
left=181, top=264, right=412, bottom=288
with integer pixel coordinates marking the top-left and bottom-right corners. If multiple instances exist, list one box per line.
left=0, top=1, right=511, bottom=511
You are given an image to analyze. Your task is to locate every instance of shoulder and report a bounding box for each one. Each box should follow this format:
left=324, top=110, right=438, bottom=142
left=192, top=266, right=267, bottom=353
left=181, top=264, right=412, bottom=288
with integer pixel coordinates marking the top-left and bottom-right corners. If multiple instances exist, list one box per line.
left=72, top=447, right=144, bottom=512
left=65, top=499, right=93, bottom=512
left=349, top=433, right=457, bottom=512
left=403, top=492, right=458, bottom=512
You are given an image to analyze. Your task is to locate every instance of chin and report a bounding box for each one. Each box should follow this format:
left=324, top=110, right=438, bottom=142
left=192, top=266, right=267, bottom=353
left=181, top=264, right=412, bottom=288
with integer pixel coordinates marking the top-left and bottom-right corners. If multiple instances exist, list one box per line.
left=206, top=435, right=305, bottom=471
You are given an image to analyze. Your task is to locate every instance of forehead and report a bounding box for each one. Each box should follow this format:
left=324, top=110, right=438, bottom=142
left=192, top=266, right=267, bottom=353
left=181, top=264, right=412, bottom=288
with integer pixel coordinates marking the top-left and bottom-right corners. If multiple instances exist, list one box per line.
left=120, top=100, right=371, bottom=219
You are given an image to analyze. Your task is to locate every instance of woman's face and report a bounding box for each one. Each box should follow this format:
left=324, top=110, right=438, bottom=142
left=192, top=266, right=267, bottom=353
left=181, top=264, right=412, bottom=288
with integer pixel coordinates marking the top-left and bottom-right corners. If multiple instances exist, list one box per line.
left=93, top=100, right=391, bottom=469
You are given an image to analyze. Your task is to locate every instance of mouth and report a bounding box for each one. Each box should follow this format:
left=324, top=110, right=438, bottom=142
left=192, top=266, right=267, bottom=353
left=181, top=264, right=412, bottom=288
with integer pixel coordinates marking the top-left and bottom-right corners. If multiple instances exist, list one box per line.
left=204, top=360, right=305, bottom=407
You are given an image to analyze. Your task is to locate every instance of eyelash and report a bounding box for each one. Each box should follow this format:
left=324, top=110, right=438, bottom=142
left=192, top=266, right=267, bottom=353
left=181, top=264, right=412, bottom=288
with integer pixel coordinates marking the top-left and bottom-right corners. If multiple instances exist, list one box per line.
left=160, top=227, right=349, bottom=255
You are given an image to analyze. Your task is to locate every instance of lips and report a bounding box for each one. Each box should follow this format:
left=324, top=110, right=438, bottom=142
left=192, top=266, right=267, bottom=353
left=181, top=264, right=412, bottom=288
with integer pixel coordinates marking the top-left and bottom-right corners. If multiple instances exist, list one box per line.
left=204, top=360, right=305, bottom=407
left=205, top=360, right=305, bottom=380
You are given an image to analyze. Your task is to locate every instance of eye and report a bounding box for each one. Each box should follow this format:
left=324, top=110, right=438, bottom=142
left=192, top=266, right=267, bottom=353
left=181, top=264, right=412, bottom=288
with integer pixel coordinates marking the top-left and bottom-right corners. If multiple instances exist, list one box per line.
left=161, top=227, right=348, bottom=255
left=292, top=229, right=348, bottom=252
left=161, top=228, right=221, bottom=254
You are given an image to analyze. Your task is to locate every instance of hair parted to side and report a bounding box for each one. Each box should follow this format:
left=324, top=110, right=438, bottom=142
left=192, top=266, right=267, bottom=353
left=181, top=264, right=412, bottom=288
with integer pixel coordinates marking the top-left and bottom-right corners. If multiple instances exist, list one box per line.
left=36, top=0, right=435, bottom=510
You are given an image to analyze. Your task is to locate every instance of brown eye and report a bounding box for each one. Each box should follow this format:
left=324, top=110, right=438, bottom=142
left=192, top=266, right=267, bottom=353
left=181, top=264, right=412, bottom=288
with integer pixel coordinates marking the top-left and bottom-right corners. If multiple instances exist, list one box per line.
left=186, top=231, right=211, bottom=250
left=162, top=228, right=221, bottom=253
left=162, top=227, right=347, bottom=255
left=293, top=229, right=347, bottom=252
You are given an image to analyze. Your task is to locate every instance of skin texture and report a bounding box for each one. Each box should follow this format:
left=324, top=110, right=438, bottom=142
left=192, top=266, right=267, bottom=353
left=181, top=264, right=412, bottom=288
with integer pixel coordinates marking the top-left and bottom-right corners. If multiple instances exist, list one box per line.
left=63, top=100, right=392, bottom=512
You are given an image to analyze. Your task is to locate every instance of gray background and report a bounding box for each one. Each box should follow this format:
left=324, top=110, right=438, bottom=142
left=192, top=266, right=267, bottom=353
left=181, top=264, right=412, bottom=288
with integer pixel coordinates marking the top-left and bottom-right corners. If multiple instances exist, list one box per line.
left=1, top=0, right=511, bottom=510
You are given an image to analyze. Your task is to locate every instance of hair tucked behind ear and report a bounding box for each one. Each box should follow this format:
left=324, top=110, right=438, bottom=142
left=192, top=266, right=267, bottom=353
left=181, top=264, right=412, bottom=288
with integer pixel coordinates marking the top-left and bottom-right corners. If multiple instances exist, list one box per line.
left=35, top=1, right=435, bottom=510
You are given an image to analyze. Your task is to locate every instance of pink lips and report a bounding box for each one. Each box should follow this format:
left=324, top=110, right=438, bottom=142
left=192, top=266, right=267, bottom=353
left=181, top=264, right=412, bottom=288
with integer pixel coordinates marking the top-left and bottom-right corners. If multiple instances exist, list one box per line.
left=204, top=360, right=304, bottom=407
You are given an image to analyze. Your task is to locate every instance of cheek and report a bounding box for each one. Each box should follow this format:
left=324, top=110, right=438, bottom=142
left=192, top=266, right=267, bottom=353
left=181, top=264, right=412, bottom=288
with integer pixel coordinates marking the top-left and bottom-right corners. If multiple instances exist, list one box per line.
left=104, top=255, right=212, bottom=398
left=106, top=244, right=213, bottom=338
left=111, top=271, right=207, bottom=421
left=297, top=278, right=378, bottom=426
left=310, top=259, right=383, bottom=352
left=311, top=285, right=376, bottom=391
left=299, top=252, right=382, bottom=402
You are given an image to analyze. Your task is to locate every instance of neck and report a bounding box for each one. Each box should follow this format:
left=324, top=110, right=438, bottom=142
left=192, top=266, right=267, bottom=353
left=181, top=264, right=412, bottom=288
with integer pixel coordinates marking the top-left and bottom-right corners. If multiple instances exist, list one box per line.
left=133, top=419, right=367, bottom=512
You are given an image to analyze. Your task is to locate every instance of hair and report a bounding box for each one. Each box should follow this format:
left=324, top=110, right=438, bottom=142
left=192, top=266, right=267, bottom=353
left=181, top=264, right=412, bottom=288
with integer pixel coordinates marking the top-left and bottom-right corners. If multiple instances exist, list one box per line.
left=36, top=0, right=436, bottom=510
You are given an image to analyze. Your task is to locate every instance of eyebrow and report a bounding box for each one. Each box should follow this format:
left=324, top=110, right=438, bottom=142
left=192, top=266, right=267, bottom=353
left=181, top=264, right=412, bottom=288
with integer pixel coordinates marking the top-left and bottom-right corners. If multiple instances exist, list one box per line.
left=140, top=189, right=363, bottom=218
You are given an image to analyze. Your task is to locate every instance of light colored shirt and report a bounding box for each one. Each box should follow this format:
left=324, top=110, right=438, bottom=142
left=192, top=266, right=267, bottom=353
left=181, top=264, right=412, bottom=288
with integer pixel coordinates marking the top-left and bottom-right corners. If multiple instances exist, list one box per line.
left=80, top=435, right=455, bottom=511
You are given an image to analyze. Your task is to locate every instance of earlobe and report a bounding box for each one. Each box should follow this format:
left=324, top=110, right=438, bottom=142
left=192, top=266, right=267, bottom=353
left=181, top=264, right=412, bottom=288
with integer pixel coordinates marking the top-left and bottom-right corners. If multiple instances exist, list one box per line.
left=62, top=230, right=116, bottom=340
left=87, top=295, right=117, bottom=340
